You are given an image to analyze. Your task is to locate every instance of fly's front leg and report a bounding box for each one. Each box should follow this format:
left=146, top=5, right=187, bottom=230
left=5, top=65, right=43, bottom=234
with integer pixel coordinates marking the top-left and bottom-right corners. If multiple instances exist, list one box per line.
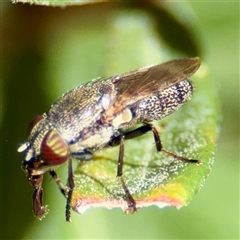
left=49, top=158, right=74, bottom=222
left=66, top=157, right=74, bottom=222
left=49, top=170, right=68, bottom=198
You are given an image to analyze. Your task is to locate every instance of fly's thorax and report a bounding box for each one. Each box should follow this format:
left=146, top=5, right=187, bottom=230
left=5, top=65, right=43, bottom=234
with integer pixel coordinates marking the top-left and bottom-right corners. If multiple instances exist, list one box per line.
left=18, top=114, right=70, bottom=175
left=135, top=79, right=193, bottom=122
left=45, top=78, right=118, bottom=143
left=68, top=123, right=115, bottom=155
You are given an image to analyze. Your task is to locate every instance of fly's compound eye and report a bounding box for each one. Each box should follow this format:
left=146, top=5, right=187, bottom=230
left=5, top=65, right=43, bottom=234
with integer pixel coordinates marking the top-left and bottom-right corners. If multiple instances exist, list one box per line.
left=41, top=129, right=69, bottom=165
left=28, top=115, right=43, bottom=134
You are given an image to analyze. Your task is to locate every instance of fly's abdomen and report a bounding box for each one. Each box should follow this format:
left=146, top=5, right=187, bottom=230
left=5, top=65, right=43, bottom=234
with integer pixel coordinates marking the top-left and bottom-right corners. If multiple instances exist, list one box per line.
left=137, top=79, right=193, bottom=122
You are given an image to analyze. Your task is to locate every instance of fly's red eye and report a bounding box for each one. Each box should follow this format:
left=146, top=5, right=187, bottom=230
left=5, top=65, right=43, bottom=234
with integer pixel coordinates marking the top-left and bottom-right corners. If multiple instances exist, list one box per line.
left=41, top=129, right=68, bottom=165
left=28, top=115, right=43, bottom=133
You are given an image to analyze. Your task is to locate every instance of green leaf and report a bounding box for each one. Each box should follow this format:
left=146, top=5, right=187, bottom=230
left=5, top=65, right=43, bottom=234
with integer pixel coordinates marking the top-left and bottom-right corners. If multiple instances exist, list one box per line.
left=70, top=12, right=219, bottom=214
left=12, top=0, right=104, bottom=7
left=124, top=1, right=201, bottom=56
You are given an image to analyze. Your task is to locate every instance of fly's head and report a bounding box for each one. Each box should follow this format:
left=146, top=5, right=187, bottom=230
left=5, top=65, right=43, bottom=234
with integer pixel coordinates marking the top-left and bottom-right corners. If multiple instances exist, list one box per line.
left=18, top=114, right=69, bottom=174
left=18, top=114, right=69, bottom=219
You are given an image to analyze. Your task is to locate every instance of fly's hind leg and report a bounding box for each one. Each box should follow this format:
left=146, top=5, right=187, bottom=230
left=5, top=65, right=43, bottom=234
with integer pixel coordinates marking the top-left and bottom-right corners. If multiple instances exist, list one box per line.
left=149, top=123, right=200, bottom=164
left=110, top=123, right=199, bottom=163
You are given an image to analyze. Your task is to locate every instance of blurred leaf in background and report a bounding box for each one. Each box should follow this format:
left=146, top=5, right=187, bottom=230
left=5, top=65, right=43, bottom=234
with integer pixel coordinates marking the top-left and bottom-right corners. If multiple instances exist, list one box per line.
left=1, top=1, right=239, bottom=239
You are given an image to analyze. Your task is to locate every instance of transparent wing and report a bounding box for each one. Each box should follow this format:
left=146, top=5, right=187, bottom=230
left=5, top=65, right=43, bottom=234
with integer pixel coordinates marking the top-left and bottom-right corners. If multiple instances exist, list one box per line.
left=111, top=57, right=200, bottom=107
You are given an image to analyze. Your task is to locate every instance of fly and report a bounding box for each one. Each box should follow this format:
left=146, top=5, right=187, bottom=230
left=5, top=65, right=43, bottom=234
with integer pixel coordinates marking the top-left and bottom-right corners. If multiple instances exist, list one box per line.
left=18, top=57, right=201, bottom=221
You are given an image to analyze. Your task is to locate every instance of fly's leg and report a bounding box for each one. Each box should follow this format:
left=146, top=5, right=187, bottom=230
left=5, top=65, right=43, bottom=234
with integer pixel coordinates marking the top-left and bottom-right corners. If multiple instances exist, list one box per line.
left=149, top=124, right=200, bottom=163
left=49, top=170, right=68, bottom=198
left=66, top=157, right=74, bottom=222
left=108, top=123, right=200, bottom=213
left=109, top=124, right=200, bottom=164
left=108, top=126, right=153, bottom=211
left=117, top=137, right=137, bottom=213
left=109, top=125, right=152, bottom=147
left=49, top=157, right=74, bottom=222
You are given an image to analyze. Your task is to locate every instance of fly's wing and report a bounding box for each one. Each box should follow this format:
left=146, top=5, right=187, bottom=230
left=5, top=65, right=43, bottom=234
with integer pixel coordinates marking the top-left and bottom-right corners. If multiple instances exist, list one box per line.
left=111, top=57, right=200, bottom=107
left=49, top=58, right=200, bottom=124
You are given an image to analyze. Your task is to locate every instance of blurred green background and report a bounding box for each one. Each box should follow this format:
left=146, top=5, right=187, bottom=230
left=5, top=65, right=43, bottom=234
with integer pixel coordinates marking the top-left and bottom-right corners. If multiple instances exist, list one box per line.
left=1, top=1, right=239, bottom=239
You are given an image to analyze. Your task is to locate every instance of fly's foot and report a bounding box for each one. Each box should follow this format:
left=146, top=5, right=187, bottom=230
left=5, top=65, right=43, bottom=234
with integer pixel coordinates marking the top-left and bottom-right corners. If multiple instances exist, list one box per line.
left=125, top=202, right=139, bottom=214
